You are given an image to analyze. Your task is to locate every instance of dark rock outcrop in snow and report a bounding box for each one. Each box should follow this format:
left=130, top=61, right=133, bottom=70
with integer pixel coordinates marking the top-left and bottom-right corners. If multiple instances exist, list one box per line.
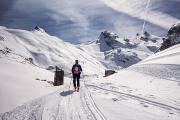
left=34, top=26, right=45, bottom=33
left=98, top=31, right=119, bottom=51
left=25, top=57, right=34, bottom=64
left=99, top=31, right=119, bottom=43
left=0, top=47, right=11, bottom=55
left=139, top=31, right=151, bottom=41
left=98, top=31, right=138, bottom=51
left=138, top=31, right=157, bottom=43
left=159, top=22, right=180, bottom=51
left=97, top=31, right=142, bottom=69
left=0, top=36, right=4, bottom=41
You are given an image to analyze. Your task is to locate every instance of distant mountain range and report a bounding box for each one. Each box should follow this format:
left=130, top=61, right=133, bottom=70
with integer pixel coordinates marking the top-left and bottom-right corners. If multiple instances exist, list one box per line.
left=0, top=26, right=164, bottom=75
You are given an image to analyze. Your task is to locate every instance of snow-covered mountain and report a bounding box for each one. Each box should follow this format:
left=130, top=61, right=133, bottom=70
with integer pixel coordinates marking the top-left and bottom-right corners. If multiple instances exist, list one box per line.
left=0, top=30, right=180, bottom=119
left=0, top=25, right=162, bottom=113
left=0, top=26, right=107, bottom=113
left=79, top=30, right=162, bottom=69
left=0, top=26, right=163, bottom=74
left=0, top=26, right=105, bottom=75
left=0, top=24, right=180, bottom=120
left=0, top=1, right=180, bottom=119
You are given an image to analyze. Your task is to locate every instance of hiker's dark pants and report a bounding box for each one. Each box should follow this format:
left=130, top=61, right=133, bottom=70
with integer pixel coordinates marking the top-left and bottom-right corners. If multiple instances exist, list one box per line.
left=73, top=74, right=80, bottom=88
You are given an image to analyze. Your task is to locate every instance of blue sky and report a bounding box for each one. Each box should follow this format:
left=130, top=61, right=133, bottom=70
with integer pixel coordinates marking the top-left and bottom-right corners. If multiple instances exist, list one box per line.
left=0, top=0, right=180, bottom=43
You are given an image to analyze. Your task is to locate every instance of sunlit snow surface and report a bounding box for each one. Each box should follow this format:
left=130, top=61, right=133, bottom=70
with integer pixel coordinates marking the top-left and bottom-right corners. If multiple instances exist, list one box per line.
left=0, top=27, right=180, bottom=120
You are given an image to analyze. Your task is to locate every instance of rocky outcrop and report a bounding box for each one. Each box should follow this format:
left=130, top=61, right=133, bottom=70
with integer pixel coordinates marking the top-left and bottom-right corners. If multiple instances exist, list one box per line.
left=98, top=31, right=120, bottom=51
left=99, top=31, right=119, bottom=44
left=139, top=31, right=151, bottom=41
left=34, top=26, right=45, bottom=33
left=159, top=22, right=180, bottom=51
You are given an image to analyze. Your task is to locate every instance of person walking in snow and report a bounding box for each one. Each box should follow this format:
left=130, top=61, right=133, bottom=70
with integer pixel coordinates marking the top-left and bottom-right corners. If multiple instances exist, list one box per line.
left=72, top=60, right=82, bottom=92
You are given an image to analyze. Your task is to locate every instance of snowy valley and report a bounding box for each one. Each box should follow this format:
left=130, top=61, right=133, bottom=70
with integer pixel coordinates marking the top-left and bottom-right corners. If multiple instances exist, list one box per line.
left=1, top=0, right=180, bottom=119
left=0, top=23, right=180, bottom=120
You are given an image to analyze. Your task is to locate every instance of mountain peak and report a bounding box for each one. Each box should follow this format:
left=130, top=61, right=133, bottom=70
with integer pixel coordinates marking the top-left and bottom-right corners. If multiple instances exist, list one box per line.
left=99, top=31, right=119, bottom=43
left=34, top=26, right=45, bottom=33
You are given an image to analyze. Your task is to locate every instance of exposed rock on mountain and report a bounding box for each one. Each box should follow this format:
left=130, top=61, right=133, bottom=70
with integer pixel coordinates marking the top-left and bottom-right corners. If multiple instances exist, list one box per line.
left=34, top=26, right=45, bottom=33
left=98, top=31, right=119, bottom=51
left=82, top=30, right=162, bottom=69
left=159, top=22, right=180, bottom=51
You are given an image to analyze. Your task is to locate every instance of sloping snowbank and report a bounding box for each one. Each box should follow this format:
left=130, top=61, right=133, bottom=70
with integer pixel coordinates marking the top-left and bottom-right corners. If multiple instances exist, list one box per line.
left=87, top=44, right=180, bottom=120
left=0, top=57, right=64, bottom=113
left=0, top=26, right=105, bottom=75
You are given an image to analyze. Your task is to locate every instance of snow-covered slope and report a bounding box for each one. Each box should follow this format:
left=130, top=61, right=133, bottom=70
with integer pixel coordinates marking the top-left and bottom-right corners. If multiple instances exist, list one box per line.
left=86, top=44, right=180, bottom=120
left=0, top=26, right=163, bottom=73
left=0, top=40, right=179, bottom=120
left=0, top=56, right=61, bottom=113
left=0, top=26, right=105, bottom=75
left=0, top=25, right=179, bottom=120
left=0, top=26, right=107, bottom=113
left=79, top=31, right=162, bottom=69
left=0, top=26, right=106, bottom=113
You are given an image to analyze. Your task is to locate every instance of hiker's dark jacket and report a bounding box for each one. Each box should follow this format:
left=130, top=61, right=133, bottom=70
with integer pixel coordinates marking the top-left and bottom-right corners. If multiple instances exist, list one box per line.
left=72, top=64, right=82, bottom=75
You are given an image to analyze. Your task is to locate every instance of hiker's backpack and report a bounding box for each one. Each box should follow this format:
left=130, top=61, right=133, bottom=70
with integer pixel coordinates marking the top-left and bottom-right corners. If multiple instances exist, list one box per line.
left=73, top=65, right=81, bottom=74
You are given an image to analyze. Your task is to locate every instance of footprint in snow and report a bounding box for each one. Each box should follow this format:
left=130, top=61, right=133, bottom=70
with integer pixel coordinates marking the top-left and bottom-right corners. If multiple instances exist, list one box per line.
left=149, top=94, right=156, bottom=99
left=36, top=78, right=40, bottom=80
left=112, top=98, right=118, bottom=102
left=119, top=86, right=128, bottom=88
left=169, top=112, right=174, bottom=115
left=140, top=102, right=149, bottom=108
left=143, top=105, right=149, bottom=108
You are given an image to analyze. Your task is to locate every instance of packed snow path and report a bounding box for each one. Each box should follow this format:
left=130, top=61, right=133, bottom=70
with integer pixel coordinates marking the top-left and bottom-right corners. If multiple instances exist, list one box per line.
left=0, top=78, right=107, bottom=120
left=1, top=75, right=180, bottom=120
left=1, top=74, right=180, bottom=120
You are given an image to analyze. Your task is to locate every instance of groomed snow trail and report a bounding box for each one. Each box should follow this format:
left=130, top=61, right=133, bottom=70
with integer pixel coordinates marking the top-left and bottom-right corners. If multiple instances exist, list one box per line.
left=0, top=78, right=107, bottom=120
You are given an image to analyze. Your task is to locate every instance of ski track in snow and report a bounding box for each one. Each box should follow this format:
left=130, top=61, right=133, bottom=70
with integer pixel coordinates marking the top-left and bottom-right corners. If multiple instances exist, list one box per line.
left=85, top=84, right=180, bottom=113
left=0, top=74, right=180, bottom=120
left=0, top=80, right=107, bottom=120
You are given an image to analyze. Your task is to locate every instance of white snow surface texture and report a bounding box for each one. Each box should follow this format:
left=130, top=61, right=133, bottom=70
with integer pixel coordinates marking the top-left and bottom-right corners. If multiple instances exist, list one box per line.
left=0, top=26, right=180, bottom=120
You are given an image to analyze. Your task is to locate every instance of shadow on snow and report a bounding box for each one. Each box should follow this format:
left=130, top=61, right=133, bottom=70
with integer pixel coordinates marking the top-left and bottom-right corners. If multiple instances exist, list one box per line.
left=60, top=90, right=74, bottom=96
